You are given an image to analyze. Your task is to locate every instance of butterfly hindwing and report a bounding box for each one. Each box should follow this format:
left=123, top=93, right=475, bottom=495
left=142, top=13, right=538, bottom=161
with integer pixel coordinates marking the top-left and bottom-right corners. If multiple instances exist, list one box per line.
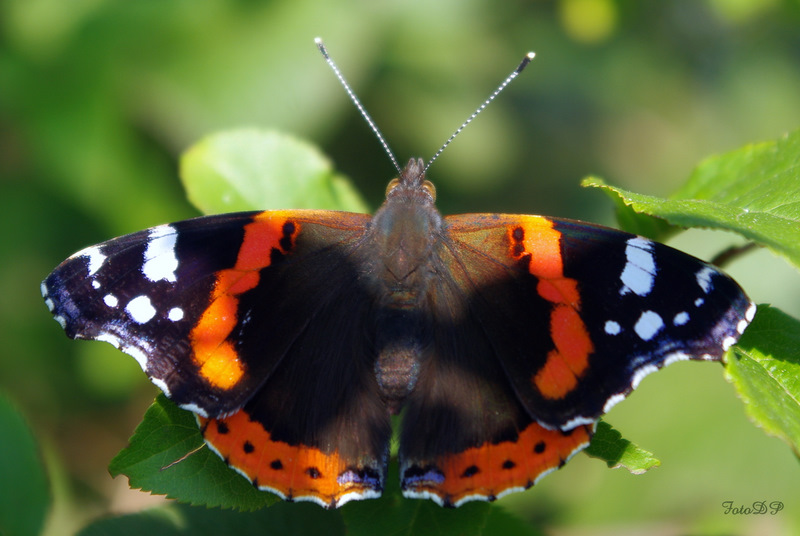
left=397, top=254, right=595, bottom=504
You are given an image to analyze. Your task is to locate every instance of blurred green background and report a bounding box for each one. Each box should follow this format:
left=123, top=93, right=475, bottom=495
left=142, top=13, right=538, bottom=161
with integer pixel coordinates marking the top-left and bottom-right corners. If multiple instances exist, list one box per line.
left=2, top=0, right=800, bottom=534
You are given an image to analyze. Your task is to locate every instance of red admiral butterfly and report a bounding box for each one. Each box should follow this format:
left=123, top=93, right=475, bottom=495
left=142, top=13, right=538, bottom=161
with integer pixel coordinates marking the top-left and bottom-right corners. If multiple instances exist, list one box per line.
left=42, top=39, right=755, bottom=508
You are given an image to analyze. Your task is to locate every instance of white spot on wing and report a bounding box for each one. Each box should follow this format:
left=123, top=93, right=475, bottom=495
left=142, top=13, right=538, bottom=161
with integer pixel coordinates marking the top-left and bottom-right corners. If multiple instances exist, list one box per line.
left=103, top=294, right=119, bottom=308
left=559, top=415, right=596, bottom=430
left=695, top=297, right=705, bottom=307
left=619, top=237, right=656, bottom=296
left=142, top=225, right=179, bottom=283
left=168, top=307, right=184, bottom=322
left=634, top=310, right=664, bottom=341
left=603, top=393, right=626, bottom=413
left=695, top=266, right=715, bottom=294
left=402, top=489, right=446, bottom=507
left=663, top=352, right=690, bottom=367
left=722, top=336, right=737, bottom=351
left=150, top=377, right=171, bottom=397
left=631, top=363, right=659, bottom=389
left=745, top=302, right=757, bottom=322
left=122, top=345, right=149, bottom=370
left=604, top=320, right=621, bottom=335
left=126, top=295, right=156, bottom=324
left=334, top=489, right=382, bottom=507
left=673, top=311, right=689, bottom=326
left=92, top=280, right=101, bottom=289
left=181, top=402, right=208, bottom=417
left=737, top=319, right=748, bottom=334
left=41, top=282, right=57, bottom=312
left=96, top=332, right=121, bottom=348
left=76, top=246, right=107, bottom=276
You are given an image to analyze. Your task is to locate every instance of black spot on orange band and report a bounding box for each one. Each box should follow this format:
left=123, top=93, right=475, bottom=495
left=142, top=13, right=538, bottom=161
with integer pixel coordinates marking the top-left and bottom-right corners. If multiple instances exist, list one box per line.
left=306, top=467, right=322, bottom=479
left=461, top=465, right=480, bottom=478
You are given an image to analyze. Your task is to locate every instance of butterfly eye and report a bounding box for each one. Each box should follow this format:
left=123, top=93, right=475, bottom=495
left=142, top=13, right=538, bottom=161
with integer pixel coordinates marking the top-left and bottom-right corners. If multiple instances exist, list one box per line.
left=385, top=178, right=401, bottom=196
left=422, top=180, right=437, bottom=201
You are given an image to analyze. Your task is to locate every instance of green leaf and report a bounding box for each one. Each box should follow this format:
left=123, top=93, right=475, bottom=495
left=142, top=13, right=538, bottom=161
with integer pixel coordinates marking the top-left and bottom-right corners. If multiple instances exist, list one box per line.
left=109, top=395, right=275, bottom=510
left=582, top=128, right=800, bottom=268
left=724, top=305, right=800, bottom=456
left=77, top=501, right=345, bottom=536
left=179, top=129, right=368, bottom=214
left=589, top=180, right=680, bottom=241
left=584, top=420, right=661, bottom=474
left=0, top=394, right=49, bottom=536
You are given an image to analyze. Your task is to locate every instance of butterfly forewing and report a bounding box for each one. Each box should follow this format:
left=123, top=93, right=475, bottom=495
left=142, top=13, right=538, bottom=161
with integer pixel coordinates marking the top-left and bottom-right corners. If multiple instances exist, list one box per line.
left=442, top=214, right=755, bottom=429
left=43, top=210, right=373, bottom=416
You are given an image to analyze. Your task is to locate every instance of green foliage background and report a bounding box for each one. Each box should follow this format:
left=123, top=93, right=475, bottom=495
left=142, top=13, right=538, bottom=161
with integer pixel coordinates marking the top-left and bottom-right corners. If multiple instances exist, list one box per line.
left=2, top=1, right=800, bottom=534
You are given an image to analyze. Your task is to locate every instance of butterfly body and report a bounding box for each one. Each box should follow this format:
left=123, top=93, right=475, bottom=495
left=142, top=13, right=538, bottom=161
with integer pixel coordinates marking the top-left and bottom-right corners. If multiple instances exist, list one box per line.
left=365, top=159, right=441, bottom=407
left=43, top=157, right=754, bottom=508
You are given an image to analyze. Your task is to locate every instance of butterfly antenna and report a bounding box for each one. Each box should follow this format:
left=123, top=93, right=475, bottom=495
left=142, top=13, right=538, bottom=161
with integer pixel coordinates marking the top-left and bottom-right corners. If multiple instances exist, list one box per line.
left=315, top=38, right=402, bottom=174
left=424, top=51, right=536, bottom=174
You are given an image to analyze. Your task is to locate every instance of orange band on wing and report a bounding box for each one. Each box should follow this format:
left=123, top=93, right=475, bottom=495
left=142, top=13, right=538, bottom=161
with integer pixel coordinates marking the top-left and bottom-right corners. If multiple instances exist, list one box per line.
left=533, top=304, right=594, bottom=398
left=190, top=212, right=299, bottom=390
left=509, top=217, right=594, bottom=400
left=514, top=216, right=564, bottom=278
left=534, top=348, right=579, bottom=398
left=199, top=410, right=381, bottom=507
left=403, top=421, right=593, bottom=506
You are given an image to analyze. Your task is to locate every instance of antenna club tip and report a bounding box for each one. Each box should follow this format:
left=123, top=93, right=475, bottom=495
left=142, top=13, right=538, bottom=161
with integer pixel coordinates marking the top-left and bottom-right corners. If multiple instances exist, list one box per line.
left=515, top=51, right=536, bottom=73
left=315, top=37, right=329, bottom=57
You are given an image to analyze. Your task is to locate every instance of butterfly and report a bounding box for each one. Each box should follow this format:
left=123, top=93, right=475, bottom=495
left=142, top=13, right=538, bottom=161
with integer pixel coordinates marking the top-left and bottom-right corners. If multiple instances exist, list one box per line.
left=42, top=39, right=755, bottom=508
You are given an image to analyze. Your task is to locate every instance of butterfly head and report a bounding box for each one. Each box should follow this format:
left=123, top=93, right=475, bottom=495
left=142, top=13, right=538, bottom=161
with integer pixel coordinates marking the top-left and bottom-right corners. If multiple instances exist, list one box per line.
left=384, top=158, right=437, bottom=205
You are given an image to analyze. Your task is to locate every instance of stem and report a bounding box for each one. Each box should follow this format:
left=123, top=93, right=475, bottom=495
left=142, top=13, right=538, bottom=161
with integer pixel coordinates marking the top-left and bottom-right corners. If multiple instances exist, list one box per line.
left=710, top=242, right=758, bottom=268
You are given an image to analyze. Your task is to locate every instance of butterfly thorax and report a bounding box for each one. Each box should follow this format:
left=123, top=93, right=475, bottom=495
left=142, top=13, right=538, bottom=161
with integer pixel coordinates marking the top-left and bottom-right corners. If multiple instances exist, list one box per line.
left=369, top=158, right=441, bottom=303
left=367, top=158, right=442, bottom=409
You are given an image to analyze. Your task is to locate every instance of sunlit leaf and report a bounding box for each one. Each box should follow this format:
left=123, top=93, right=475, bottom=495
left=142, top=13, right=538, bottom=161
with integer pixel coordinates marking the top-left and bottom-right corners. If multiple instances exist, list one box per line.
left=724, top=305, right=800, bottom=456
left=180, top=129, right=368, bottom=214
left=584, top=420, right=660, bottom=474
left=583, top=128, right=800, bottom=268
left=109, top=395, right=275, bottom=511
